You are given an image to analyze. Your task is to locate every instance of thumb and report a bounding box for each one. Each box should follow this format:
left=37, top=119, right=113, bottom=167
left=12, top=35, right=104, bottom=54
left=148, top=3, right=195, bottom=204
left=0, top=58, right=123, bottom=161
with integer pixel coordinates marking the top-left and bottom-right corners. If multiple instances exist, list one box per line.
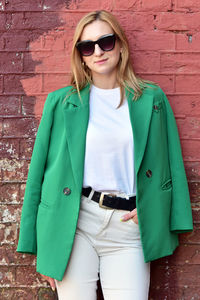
left=49, top=277, right=56, bottom=292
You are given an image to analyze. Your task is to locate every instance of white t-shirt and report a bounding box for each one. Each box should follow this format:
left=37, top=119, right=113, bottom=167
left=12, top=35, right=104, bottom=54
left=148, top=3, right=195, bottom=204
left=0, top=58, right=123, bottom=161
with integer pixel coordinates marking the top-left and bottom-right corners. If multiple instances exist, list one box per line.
left=82, top=84, right=136, bottom=197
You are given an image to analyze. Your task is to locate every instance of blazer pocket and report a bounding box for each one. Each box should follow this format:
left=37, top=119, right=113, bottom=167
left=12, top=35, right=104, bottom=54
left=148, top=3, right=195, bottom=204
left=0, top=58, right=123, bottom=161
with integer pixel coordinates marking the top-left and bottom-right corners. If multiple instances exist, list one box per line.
left=161, top=178, right=172, bottom=190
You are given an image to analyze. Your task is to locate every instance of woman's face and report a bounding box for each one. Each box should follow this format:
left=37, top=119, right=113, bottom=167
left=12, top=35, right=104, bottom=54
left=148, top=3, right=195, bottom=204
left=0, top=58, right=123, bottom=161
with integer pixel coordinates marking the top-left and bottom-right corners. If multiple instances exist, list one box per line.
left=79, top=20, right=121, bottom=79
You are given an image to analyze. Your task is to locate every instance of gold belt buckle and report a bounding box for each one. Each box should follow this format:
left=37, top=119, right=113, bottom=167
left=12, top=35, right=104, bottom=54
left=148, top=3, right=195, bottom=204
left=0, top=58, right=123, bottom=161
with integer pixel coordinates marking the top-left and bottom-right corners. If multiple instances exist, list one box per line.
left=99, top=193, right=113, bottom=209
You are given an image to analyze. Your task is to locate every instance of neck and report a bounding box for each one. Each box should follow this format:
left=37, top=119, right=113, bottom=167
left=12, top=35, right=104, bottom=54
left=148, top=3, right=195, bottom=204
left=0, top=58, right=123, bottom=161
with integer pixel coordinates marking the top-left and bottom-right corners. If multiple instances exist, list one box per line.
left=92, top=72, right=119, bottom=89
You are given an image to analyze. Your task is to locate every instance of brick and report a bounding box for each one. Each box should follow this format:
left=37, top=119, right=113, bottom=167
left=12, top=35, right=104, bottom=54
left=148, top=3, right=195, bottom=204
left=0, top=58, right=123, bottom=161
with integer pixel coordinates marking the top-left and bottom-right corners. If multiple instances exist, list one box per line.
left=188, top=182, right=200, bottom=204
left=167, top=244, right=200, bottom=265
left=0, top=244, right=36, bottom=265
left=15, top=266, right=41, bottom=285
left=180, top=227, right=200, bottom=244
left=29, top=35, right=43, bottom=51
left=0, top=204, right=21, bottom=223
left=0, top=183, right=20, bottom=204
left=0, top=35, right=5, bottom=49
left=131, top=51, right=160, bottom=73
left=0, top=266, right=15, bottom=285
left=192, top=208, right=200, bottom=224
left=168, top=94, right=200, bottom=117
left=141, top=0, right=172, bottom=11
left=23, top=51, right=70, bottom=73
left=22, top=95, right=36, bottom=116
left=0, top=75, right=3, bottom=92
left=38, top=288, right=58, bottom=299
left=11, top=12, right=64, bottom=30
left=19, top=138, right=35, bottom=160
left=113, top=0, right=141, bottom=10
left=0, top=1, right=5, bottom=11
left=42, top=32, right=65, bottom=51
left=4, top=74, right=42, bottom=95
left=176, top=0, right=200, bottom=12
left=43, top=0, right=76, bottom=10
left=155, top=12, right=200, bottom=31
left=0, top=138, right=19, bottom=159
left=176, top=32, right=200, bottom=50
left=0, top=11, right=6, bottom=30
left=0, top=223, right=18, bottom=245
left=141, top=75, right=174, bottom=93
left=4, top=0, right=43, bottom=11
left=0, top=288, right=38, bottom=300
left=0, top=52, right=23, bottom=73
left=176, top=75, right=200, bottom=93
left=0, top=118, right=3, bottom=137
left=42, top=29, right=73, bottom=53
left=150, top=264, right=200, bottom=288
left=22, top=95, right=46, bottom=116
left=149, top=286, right=200, bottom=300
left=0, top=96, right=20, bottom=115
left=59, top=12, right=86, bottom=29
left=181, top=140, right=200, bottom=161
left=185, top=161, right=200, bottom=182
left=170, top=265, right=200, bottom=287
left=76, top=0, right=113, bottom=10
left=176, top=117, right=200, bottom=139
left=4, top=32, right=30, bottom=51
left=161, top=52, right=200, bottom=73
left=180, top=225, right=200, bottom=244
left=114, top=12, right=155, bottom=31
left=43, top=73, right=70, bottom=93
left=127, top=31, right=175, bottom=51
left=2, top=118, right=38, bottom=137
left=1, top=158, right=29, bottom=181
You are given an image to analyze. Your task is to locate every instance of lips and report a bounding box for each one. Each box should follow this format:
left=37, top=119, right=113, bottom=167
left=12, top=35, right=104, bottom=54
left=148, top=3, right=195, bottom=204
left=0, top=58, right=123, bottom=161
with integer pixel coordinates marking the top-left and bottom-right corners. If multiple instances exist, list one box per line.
left=95, top=58, right=108, bottom=64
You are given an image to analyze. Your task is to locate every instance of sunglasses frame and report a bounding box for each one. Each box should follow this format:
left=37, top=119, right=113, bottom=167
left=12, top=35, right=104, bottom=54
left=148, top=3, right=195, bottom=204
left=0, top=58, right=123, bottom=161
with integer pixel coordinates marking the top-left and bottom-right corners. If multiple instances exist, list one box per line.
left=76, top=33, right=117, bottom=56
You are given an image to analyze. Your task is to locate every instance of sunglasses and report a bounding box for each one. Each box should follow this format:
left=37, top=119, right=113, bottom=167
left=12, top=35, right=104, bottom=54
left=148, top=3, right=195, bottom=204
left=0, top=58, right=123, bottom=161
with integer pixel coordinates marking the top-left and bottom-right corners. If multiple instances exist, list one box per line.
left=76, top=33, right=117, bottom=56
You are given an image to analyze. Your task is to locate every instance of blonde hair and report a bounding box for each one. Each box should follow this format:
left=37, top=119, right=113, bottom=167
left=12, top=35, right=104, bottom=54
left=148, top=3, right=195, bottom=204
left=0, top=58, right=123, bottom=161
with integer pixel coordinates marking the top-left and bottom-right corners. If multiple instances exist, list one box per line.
left=69, top=10, right=156, bottom=107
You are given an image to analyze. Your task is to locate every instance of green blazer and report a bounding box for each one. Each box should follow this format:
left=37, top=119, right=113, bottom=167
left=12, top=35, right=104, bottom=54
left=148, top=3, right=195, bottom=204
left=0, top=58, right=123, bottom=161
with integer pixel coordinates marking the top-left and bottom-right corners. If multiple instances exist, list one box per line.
left=17, top=83, right=193, bottom=281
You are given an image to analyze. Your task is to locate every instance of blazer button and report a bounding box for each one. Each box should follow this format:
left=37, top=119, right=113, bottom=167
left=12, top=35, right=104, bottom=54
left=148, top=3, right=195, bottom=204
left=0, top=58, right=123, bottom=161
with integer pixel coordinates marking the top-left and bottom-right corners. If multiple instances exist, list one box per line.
left=153, top=105, right=159, bottom=110
left=146, top=170, right=152, bottom=178
left=63, top=187, right=71, bottom=195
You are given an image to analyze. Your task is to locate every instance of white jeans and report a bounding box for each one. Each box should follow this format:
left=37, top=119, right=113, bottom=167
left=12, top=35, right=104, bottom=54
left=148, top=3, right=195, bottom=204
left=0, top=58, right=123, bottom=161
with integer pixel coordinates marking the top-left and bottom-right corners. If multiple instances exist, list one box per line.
left=55, top=190, right=150, bottom=300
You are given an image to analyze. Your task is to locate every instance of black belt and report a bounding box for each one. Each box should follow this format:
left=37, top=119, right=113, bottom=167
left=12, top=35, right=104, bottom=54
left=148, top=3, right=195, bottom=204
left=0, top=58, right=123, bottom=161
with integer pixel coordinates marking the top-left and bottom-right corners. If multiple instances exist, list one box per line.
left=82, top=187, right=136, bottom=211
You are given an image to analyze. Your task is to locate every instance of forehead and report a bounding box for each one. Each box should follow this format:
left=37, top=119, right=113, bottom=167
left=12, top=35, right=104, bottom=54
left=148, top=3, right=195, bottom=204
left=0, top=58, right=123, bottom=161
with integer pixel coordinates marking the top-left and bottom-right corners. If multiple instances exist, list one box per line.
left=80, top=20, right=114, bottom=41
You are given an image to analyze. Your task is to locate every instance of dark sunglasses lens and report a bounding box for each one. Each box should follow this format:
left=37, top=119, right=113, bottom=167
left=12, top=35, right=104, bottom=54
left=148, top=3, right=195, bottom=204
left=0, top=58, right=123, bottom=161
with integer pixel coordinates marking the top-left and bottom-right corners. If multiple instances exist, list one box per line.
left=99, top=35, right=115, bottom=51
left=79, top=42, right=94, bottom=56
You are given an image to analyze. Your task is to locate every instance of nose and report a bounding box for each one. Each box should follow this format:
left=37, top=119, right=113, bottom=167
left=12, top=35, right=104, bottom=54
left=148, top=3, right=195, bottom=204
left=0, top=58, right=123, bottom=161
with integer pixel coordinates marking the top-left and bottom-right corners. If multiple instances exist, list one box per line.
left=94, top=43, right=104, bottom=56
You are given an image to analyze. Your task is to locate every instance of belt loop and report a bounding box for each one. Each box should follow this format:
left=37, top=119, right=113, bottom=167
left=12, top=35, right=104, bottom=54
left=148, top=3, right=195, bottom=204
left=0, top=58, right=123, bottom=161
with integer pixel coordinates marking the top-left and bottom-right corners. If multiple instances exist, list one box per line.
left=88, top=188, right=95, bottom=201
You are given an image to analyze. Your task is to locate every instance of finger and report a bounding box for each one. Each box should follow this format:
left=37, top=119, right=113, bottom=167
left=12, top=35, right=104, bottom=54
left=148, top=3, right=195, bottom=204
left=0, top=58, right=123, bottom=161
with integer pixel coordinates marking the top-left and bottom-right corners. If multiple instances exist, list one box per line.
left=132, top=215, right=138, bottom=224
left=49, top=278, right=56, bottom=292
left=120, top=208, right=137, bottom=221
left=40, top=274, right=56, bottom=292
left=40, top=274, right=48, bottom=280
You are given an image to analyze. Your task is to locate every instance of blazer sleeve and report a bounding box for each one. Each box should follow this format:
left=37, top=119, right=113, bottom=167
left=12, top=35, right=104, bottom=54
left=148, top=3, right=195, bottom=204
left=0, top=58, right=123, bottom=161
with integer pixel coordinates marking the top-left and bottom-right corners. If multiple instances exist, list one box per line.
left=16, top=92, right=55, bottom=254
left=162, top=90, right=193, bottom=233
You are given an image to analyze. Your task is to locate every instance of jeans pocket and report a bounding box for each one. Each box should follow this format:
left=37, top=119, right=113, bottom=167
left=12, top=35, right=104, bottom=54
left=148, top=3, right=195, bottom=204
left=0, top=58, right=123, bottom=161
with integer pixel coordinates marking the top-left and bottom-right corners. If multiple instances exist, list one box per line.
left=128, top=218, right=139, bottom=226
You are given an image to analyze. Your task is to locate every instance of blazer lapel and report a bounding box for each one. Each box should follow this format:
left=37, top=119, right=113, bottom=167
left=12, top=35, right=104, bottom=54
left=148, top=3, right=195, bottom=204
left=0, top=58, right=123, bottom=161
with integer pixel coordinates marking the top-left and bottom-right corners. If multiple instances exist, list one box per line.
left=62, top=84, right=90, bottom=191
left=126, top=88, right=153, bottom=174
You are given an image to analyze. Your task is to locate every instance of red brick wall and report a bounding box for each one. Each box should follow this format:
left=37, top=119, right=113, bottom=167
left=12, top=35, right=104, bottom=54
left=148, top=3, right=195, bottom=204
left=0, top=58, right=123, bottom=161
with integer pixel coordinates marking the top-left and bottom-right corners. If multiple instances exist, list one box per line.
left=0, top=0, right=199, bottom=299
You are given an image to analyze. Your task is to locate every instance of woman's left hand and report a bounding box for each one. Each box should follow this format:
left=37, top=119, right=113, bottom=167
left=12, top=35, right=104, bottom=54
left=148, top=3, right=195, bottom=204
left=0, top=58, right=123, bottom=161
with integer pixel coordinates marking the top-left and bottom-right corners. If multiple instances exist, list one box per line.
left=120, top=208, right=138, bottom=224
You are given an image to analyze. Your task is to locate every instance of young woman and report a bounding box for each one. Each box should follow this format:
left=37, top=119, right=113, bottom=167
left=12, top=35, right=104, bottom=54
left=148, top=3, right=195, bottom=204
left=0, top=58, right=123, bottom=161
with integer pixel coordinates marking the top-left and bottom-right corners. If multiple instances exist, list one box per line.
left=17, top=10, right=193, bottom=300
